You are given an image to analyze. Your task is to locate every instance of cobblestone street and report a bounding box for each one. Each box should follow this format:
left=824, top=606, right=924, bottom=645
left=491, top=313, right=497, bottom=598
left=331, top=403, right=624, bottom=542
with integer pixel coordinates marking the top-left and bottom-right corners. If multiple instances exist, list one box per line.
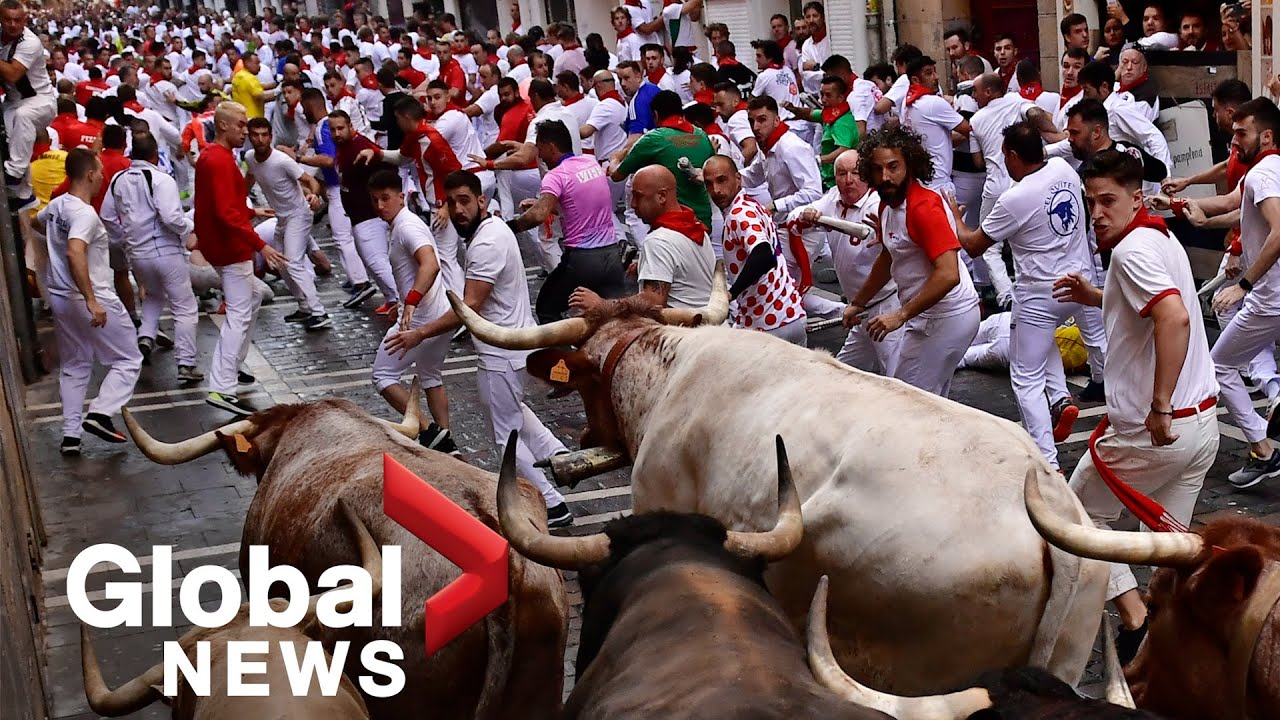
left=22, top=234, right=1279, bottom=719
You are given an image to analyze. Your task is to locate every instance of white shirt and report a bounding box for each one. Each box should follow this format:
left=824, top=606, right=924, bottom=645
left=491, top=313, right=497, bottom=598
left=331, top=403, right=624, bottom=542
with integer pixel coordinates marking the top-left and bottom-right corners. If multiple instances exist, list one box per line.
left=1103, top=226, right=1217, bottom=433
left=562, top=95, right=598, bottom=151
left=624, top=5, right=662, bottom=46
left=245, top=148, right=308, bottom=217
left=1238, top=153, right=1280, bottom=313
left=970, top=93, right=1038, bottom=198
left=39, top=194, right=115, bottom=302
left=357, top=86, right=383, bottom=123
left=724, top=108, right=752, bottom=149
left=850, top=78, right=885, bottom=134
left=1054, top=90, right=1083, bottom=130
left=507, top=62, right=531, bottom=84
left=753, top=67, right=801, bottom=123
left=903, top=94, right=965, bottom=191
left=527, top=101, right=583, bottom=156
left=333, top=94, right=373, bottom=139
left=1103, top=92, right=1172, bottom=177
left=175, top=66, right=212, bottom=102
left=637, top=227, right=716, bottom=309
left=434, top=108, right=486, bottom=171
left=388, top=207, right=450, bottom=320
left=662, top=3, right=699, bottom=48
left=2, top=27, right=54, bottom=103
left=616, top=32, right=644, bottom=63
left=142, top=77, right=179, bottom=121
left=465, top=216, right=539, bottom=370
left=100, top=160, right=192, bottom=259
left=741, top=129, right=823, bottom=217
left=586, top=95, right=628, bottom=161
left=879, top=181, right=979, bottom=319
left=791, top=187, right=896, bottom=306
left=473, top=85, right=501, bottom=147
left=883, top=74, right=910, bottom=120
left=411, top=52, right=439, bottom=80
left=799, top=34, right=831, bottom=94
left=980, top=158, right=1094, bottom=287
left=124, top=105, right=182, bottom=154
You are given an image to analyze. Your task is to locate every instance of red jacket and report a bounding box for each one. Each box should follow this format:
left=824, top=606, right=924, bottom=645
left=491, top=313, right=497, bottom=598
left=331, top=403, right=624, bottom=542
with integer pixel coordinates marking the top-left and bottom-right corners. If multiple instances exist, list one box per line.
left=194, top=143, right=264, bottom=266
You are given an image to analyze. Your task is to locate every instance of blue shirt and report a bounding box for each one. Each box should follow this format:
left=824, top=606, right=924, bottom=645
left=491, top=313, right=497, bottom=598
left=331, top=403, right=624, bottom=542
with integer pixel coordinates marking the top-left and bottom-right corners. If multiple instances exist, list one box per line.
left=624, top=81, right=660, bottom=135
left=314, top=118, right=340, bottom=187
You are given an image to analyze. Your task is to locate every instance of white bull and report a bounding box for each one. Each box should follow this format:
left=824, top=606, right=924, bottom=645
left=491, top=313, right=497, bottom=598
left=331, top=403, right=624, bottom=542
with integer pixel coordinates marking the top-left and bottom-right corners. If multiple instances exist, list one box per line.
left=447, top=273, right=1111, bottom=695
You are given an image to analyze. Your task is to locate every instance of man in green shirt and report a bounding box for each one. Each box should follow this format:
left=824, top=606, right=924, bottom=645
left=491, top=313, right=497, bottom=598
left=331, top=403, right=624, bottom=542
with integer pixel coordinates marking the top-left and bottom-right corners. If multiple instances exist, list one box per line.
left=786, top=75, right=858, bottom=189
left=610, top=89, right=715, bottom=231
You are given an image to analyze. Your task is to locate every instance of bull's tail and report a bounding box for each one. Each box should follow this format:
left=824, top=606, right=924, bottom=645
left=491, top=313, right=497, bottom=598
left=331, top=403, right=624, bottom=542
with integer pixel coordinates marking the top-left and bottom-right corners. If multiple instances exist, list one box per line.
left=1026, top=467, right=1085, bottom=676
left=474, top=552, right=522, bottom=720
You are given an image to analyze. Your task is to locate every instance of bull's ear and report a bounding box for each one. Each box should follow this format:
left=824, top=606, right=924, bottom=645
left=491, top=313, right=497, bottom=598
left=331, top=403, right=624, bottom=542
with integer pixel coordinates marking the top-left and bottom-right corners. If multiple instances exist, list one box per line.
left=1186, top=545, right=1266, bottom=621
left=215, top=431, right=262, bottom=478
left=527, top=348, right=596, bottom=387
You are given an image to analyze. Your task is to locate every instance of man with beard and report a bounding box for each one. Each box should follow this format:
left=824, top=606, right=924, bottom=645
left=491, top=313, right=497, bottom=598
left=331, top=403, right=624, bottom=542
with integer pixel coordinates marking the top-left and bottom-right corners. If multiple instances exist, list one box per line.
left=476, top=78, right=544, bottom=268
left=384, top=171, right=573, bottom=528
left=1052, top=149, right=1218, bottom=664
left=846, top=124, right=980, bottom=398
left=769, top=13, right=801, bottom=72
left=1180, top=98, right=1280, bottom=487
left=1076, top=61, right=1171, bottom=180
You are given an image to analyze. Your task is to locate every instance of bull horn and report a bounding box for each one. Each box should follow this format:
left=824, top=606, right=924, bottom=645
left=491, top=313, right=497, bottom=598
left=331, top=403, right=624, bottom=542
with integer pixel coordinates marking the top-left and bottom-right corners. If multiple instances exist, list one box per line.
left=378, top=376, right=422, bottom=439
left=724, top=435, right=804, bottom=562
left=81, top=625, right=165, bottom=716
left=305, top=498, right=383, bottom=621
left=497, top=430, right=611, bottom=570
left=659, top=261, right=729, bottom=327
left=448, top=290, right=589, bottom=349
left=124, top=407, right=256, bottom=465
left=1023, top=467, right=1204, bottom=566
left=807, top=576, right=993, bottom=719
left=1102, top=620, right=1136, bottom=708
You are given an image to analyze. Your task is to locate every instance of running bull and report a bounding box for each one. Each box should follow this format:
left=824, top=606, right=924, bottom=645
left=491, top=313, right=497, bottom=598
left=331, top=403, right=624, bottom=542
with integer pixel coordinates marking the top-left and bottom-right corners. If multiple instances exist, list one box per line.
left=499, top=433, right=891, bottom=719
left=80, top=500, right=379, bottom=719
left=1026, top=472, right=1280, bottom=719
left=447, top=273, right=1111, bottom=694
left=124, top=382, right=570, bottom=719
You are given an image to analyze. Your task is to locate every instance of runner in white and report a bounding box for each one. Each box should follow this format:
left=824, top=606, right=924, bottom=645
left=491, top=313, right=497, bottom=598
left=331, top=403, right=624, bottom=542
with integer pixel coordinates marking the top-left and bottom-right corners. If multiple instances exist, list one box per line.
left=899, top=55, right=971, bottom=195
left=2, top=0, right=58, bottom=204
left=424, top=80, right=494, bottom=196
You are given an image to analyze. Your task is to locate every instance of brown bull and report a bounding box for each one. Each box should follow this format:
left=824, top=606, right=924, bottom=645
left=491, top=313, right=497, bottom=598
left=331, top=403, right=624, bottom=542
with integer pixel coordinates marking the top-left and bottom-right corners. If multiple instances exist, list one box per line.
left=81, top=501, right=377, bottom=719
left=1026, top=469, right=1280, bottom=719
left=124, top=382, right=569, bottom=720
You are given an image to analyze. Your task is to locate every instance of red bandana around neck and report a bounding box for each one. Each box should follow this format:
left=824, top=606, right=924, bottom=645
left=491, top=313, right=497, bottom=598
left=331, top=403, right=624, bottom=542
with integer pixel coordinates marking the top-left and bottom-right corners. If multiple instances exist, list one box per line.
left=778, top=35, right=793, bottom=50
left=617, top=28, right=634, bottom=41
left=904, top=83, right=933, bottom=107
left=693, top=88, right=715, bottom=105
left=562, top=93, right=585, bottom=106
left=598, top=90, right=623, bottom=104
left=762, top=121, right=791, bottom=153
left=718, top=56, right=740, bottom=67
left=734, top=100, right=748, bottom=114
left=659, top=115, right=695, bottom=134
left=653, top=206, right=707, bottom=244
left=510, top=57, right=526, bottom=67
left=1244, top=149, right=1280, bottom=181
left=821, top=101, right=850, bottom=124
left=1059, top=84, right=1082, bottom=107
left=647, top=67, right=667, bottom=85
left=1117, top=73, right=1149, bottom=94
left=1105, top=207, right=1168, bottom=250
left=998, top=64, right=1015, bottom=88
left=811, top=28, right=827, bottom=43
left=703, top=122, right=726, bottom=138
left=562, top=42, right=581, bottom=52
left=360, top=73, right=379, bottom=90
left=124, top=99, right=145, bottom=112
left=1019, top=81, right=1044, bottom=101
left=331, top=87, right=356, bottom=101
left=416, top=47, right=433, bottom=59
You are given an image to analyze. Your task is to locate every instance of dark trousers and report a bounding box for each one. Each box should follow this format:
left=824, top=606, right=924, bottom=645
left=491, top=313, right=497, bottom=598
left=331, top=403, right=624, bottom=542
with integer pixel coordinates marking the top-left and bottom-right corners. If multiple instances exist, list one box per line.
left=536, top=244, right=627, bottom=324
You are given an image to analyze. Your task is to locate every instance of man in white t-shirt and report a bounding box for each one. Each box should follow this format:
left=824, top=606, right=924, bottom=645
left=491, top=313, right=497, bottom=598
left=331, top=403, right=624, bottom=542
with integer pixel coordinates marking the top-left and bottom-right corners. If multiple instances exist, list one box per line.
left=424, top=81, right=493, bottom=195
left=34, top=148, right=142, bottom=453
left=1189, top=98, right=1280, bottom=488
left=872, top=44, right=922, bottom=124
left=1052, top=148, right=1219, bottom=658
left=662, top=0, right=704, bottom=54
left=899, top=56, right=971, bottom=196
left=621, top=0, right=662, bottom=47
left=2, top=0, right=57, bottom=204
left=612, top=7, right=644, bottom=63
left=798, top=1, right=831, bottom=95
left=387, top=171, right=573, bottom=527
left=950, top=122, right=1107, bottom=470
left=751, top=39, right=811, bottom=141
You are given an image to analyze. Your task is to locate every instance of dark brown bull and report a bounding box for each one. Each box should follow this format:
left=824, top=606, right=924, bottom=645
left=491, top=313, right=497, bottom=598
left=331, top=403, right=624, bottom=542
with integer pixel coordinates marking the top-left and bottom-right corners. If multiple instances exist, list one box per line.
left=124, top=382, right=569, bottom=719
left=498, top=434, right=892, bottom=719
left=80, top=501, right=377, bottom=719
left=1025, top=469, right=1280, bottom=719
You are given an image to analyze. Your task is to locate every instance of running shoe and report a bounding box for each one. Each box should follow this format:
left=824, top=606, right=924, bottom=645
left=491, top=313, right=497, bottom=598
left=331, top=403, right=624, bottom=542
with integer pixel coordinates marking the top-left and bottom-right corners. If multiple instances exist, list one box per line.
left=1077, top=379, right=1106, bottom=403
left=374, top=301, right=398, bottom=316
left=177, top=365, right=205, bottom=383
left=284, top=309, right=311, bottom=323
left=154, top=329, right=174, bottom=348
left=137, top=336, right=154, bottom=366
left=1050, top=398, right=1080, bottom=443
left=237, top=370, right=256, bottom=385
left=206, top=392, right=257, bottom=417
left=1227, top=450, right=1280, bottom=489
left=303, top=314, right=332, bottom=331
left=342, top=283, right=376, bottom=309
left=82, top=413, right=127, bottom=443
left=418, top=423, right=461, bottom=457
left=60, top=436, right=82, bottom=456
left=545, top=502, right=575, bottom=528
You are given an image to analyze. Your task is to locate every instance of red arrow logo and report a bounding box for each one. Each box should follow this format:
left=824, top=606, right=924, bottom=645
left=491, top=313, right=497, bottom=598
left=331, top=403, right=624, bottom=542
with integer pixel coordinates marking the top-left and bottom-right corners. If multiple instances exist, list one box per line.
left=382, top=454, right=509, bottom=655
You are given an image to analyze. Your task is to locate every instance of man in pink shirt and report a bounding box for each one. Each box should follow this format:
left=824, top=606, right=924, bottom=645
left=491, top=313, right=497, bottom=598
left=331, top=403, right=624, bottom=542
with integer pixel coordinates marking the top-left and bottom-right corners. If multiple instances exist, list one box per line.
left=507, top=118, right=625, bottom=323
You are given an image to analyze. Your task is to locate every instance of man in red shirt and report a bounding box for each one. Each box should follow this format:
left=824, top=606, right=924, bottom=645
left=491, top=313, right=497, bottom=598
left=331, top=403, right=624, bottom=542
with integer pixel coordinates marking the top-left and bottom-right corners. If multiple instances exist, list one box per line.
left=194, top=101, right=286, bottom=416
left=49, top=97, right=99, bottom=150
left=476, top=77, right=543, bottom=270
left=434, top=37, right=468, bottom=104
left=74, top=66, right=111, bottom=106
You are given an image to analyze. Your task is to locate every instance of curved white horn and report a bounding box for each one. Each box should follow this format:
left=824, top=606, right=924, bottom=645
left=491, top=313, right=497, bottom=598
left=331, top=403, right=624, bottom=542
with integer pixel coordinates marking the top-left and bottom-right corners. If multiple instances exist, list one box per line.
left=659, top=261, right=729, bottom=327
left=123, top=407, right=256, bottom=465
left=1024, top=467, right=1204, bottom=566
left=1103, top=620, right=1136, bottom=708
left=497, top=430, right=611, bottom=569
left=725, top=435, right=804, bottom=562
left=81, top=625, right=165, bottom=716
left=448, top=290, right=589, bottom=349
left=377, top=376, right=421, bottom=439
left=807, top=576, right=993, bottom=719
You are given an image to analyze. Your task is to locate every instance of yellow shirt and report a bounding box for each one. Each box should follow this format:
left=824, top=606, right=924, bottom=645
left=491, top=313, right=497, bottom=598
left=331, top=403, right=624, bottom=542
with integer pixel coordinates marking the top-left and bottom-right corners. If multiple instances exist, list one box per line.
left=231, top=69, right=266, bottom=118
left=30, top=149, right=68, bottom=212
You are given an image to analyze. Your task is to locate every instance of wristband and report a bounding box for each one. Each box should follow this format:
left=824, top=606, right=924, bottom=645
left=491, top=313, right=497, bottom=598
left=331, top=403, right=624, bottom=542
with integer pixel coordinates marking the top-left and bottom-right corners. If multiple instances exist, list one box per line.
left=1228, top=235, right=1242, bottom=256
left=1239, top=277, right=1254, bottom=292
left=1170, top=197, right=1188, bottom=219
left=486, top=159, right=495, bottom=171
left=405, top=290, right=424, bottom=307
left=1152, top=409, right=1173, bottom=416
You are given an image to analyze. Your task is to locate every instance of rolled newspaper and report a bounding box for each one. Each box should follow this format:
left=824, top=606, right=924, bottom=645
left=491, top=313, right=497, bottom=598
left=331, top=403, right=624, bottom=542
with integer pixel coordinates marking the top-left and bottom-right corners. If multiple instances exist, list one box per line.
left=813, top=215, right=873, bottom=240
left=1197, top=271, right=1230, bottom=297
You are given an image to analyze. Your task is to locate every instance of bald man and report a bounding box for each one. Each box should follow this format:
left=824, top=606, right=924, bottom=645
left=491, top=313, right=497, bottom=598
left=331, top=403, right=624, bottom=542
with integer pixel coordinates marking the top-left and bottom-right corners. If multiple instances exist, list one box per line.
left=704, top=155, right=807, bottom=343
left=572, top=165, right=715, bottom=312
left=790, top=150, right=904, bottom=373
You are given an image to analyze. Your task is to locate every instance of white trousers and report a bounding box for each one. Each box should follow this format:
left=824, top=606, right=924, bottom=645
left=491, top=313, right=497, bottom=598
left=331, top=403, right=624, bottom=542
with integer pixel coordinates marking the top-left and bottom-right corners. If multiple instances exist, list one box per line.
left=953, top=171, right=987, bottom=285
left=500, top=168, right=552, bottom=270
left=978, top=194, right=1014, bottom=305
left=3, top=96, right=56, bottom=195
left=1011, top=286, right=1092, bottom=469
left=837, top=293, right=904, bottom=375
left=1211, top=297, right=1280, bottom=444
left=326, top=184, right=367, bottom=285
left=271, top=213, right=324, bottom=315
left=130, top=253, right=200, bottom=366
left=1215, top=254, right=1278, bottom=391
left=763, top=317, right=808, bottom=346
left=352, top=218, right=400, bottom=304
left=609, top=177, right=630, bottom=245
left=1070, top=409, right=1218, bottom=600
left=48, top=294, right=142, bottom=437
left=476, top=363, right=566, bottom=507
left=210, top=261, right=264, bottom=395
left=372, top=312, right=451, bottom=391
left=894, top=305, right=981, bottom=398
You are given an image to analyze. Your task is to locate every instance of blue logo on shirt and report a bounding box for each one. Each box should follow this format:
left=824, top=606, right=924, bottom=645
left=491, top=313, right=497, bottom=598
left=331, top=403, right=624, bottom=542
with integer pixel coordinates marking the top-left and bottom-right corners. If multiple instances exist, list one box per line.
left=1046, top=187, right=1080, bottom=236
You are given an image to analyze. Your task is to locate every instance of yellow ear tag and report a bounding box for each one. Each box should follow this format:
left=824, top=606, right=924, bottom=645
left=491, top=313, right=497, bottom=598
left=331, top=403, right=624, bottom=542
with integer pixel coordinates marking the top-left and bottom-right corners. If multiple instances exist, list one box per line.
left=233, top=433, right=253, bottom=453
left=550, top=359, right=571, bottom=383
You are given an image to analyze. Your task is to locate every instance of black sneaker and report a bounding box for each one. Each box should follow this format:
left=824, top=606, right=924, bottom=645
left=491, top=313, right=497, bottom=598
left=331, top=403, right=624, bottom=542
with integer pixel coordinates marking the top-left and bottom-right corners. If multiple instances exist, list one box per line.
left=237, top=370, right=256, bottom=385
left=1078, top=379, right=1106, bottom=403
left=304, top=313, right=332, bottom=331
left=1115, top=618, right=1148, bottom=667
left=60, top=436, right=82, bottom=455
left=342, top=283, right=376, bottom=309
left=418, top=423, right=462, bottom=457
left=1241, top=373, right=1261, bottom=393
left=154, top=329, right=174, bottom=349
left=82, top=413, right=127, bottom=443
left=546, top=502, right=574, bottom=528
left=284, top=309, right=311, bottom=323
left=137, top=337, right=154, bottom=366
left=206, top=392, right=257, bottom=417
left=1227, top=449, right=1280, bottom=489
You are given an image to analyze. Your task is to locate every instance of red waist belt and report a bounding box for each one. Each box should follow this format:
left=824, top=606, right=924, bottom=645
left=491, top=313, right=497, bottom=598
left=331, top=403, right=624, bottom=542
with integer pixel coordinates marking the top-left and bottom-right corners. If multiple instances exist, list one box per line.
left=1172, top=396, right=1217, bottom=418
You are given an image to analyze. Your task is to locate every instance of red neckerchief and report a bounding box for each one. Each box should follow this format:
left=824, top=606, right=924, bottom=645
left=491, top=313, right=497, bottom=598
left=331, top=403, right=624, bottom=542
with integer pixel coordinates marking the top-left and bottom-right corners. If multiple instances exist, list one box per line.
left=617, top=28, right=634, bottom=41
left=718, top=56, right=740, bottom=67
left=562, top=93, right=585, bottom=106
left=487, top=53, right=501, bottom=64
left=124, top=99, right=145, bottom=112
left=509, top=57, right=526, bottom=67
left=1117, top=72, right=1149, bottom=94
left=778, top=35, right=793, bottom=51
left=1059, top=84, right=1082, bottom=107
left=330, top=86, right=356, bottom=101
left=762, top=121, right=790, bottom=153
left=1104, top=207, right=1168, bottom=250
left=624, top=0, right=643, bottom=6
left=998, top=64, right=1015, bottom=89
left=416, top=47, right=433, bottom=59
left=703, top=122, right=726, bottom=139
left=734, top=101, right=748, bottom=114
left=693, top=89, right=715, bottom=105
left=561, top=42, right=581, bottom=52
left=810, top=27, right=827, bottom=43
left=647, top=67, right=667, bottom=85
left=1019, top=81, right=1044, bottom=101
left=335, top=51, right=347, bottom=66
left=658, top=115, right=695, bottom=134
left=360, top=73, right=379, bottom=90
left=187, top=64, right=203, bottom=76
left=652, top=205, right=707, bottom=244
left=1243, top=148, right=1280, bottom=184
left=904, top=83, right=933, bottom=107
left=598, top=90, right=623, bottom=104
left=765, top=62, right=784, bottom=71
left=821, top=101, right=850, bottom=124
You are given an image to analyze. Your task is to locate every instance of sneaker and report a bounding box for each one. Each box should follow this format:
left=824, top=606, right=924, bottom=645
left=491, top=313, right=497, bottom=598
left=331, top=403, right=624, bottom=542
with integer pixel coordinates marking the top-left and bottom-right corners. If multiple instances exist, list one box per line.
left=177, top=365, right=205, bottom=383
left=1241, top=373, right=1261, bottom=393
left=418, top=423, right=461, bottom=457
left=1115, top=618, right=1148, bottom=667
left=154, top=330, right=174, bottom=349
left=137, top=336, right=154, bottom=366
left=374, top=301, right=398, bottom=316
left=60, top=436, right=82, bottom=456
left=1227, top=449, right=1280, bottom=489
left=342, top=283, right=376, bottom=309
left=303, top=313, right=332, bottom=331
left=1078, top=379, right=1106, bottom=403
left=82, top=413, right=127, bottom=443
left=284, top=309, right=311, bottom=323
left=216, top=301, right=226, bottom=315
left=1050, top=398, right=1080, bottom=443
left=206, top=392, right=257, bottom=417
left=237, top=370, right=256, bottom=385
left=545, top=502, right=574, bottom=528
